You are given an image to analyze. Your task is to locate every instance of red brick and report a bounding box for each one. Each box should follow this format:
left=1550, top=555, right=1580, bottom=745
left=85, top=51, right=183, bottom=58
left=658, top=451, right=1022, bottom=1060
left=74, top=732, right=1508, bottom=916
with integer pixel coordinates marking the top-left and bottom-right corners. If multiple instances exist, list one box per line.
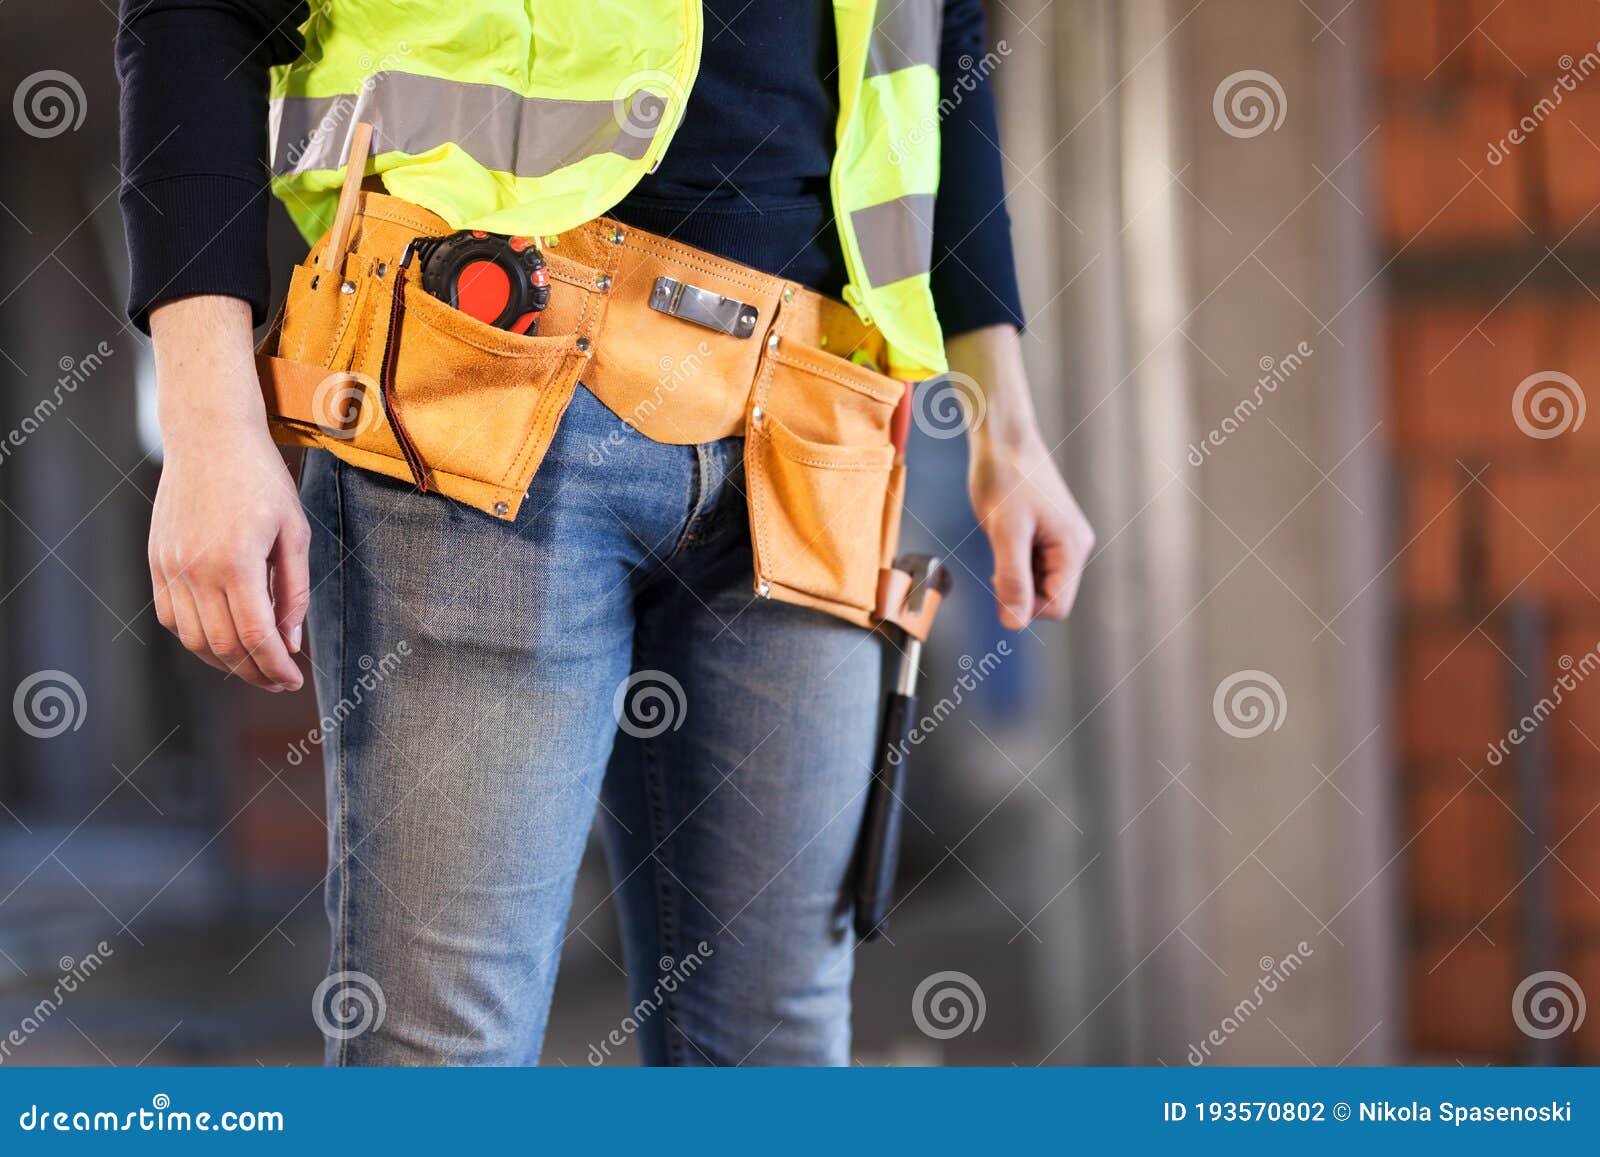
left=1390, top=303, right=1552, bottom=456
left=1569, top=945, right=1600, bottom=1060
left=1382, top=84, right=1532, bottom=246
left=1402, top=627, right=1510, bottom=760
left=1547, top=628, right=1600, bottom=763
left=1553, top=771, right=1600, bottom=930
left=1465, top=0, right=1600, bottom=78
left=1485, top=469, right=1600, bottom=606
left=1381, top=0, right=1448, bottom=82
left=1400, top=466, right=1468, bottom=606
left=1410, top=935, right=1520, bottom=1058
left=1408, top=771, right=1521, bottom=922
left=1538, top=89, right=1600, bottom=234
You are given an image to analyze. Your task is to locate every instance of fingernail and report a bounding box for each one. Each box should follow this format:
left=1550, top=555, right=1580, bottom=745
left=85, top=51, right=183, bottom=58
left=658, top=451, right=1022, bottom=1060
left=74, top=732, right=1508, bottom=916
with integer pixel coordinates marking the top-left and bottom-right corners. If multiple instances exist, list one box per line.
left=289, top=623, right=303, bottom=653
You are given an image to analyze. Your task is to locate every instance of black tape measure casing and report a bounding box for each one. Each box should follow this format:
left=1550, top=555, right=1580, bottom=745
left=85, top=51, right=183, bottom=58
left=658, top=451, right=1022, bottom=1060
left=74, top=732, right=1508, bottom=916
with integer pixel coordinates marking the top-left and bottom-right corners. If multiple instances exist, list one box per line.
left=410, top=229, right=551, bottom=335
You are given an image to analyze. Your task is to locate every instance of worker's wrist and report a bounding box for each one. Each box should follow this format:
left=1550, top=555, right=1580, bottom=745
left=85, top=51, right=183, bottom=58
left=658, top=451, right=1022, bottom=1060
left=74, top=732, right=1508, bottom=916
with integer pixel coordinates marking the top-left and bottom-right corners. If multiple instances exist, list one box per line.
left=150, top=295, right=271, bottom=443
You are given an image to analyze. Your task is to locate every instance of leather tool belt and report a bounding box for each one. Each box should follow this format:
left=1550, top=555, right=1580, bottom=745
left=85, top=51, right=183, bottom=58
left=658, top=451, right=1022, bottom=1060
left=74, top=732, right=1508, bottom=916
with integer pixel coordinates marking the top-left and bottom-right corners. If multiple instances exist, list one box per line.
left=257, top=189, right=940, bottom=633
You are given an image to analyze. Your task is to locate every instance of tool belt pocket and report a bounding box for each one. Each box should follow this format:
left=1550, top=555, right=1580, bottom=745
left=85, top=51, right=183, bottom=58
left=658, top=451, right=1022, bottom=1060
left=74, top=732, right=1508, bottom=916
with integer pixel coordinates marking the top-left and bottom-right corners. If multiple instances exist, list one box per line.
left=747, top=339, right=906, bottom=624
left=264, top=248, right=594, bottom=521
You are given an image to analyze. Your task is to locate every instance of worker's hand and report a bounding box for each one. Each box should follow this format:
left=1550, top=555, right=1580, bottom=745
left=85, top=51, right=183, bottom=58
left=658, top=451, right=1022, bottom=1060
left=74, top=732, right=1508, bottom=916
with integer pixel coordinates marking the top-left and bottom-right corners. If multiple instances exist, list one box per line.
left=947, top=324, right=1095, bottom=631
left=148, top=296, right=309, bottom=692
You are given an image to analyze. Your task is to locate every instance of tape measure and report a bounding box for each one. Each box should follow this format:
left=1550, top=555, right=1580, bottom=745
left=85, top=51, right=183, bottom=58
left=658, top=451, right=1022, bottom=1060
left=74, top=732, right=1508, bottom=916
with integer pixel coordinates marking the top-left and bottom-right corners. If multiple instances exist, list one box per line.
left=409, top=230, right=551, bottom=335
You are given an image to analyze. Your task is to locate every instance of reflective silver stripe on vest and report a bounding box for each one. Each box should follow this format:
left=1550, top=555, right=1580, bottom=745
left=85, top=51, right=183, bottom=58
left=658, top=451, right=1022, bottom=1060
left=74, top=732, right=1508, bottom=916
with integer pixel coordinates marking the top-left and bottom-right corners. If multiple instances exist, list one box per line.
left=850, top=194, right=935, bottom=287
left=867, top=0, right=943, bottom=77
left=269, top=71, right=664, bottom=177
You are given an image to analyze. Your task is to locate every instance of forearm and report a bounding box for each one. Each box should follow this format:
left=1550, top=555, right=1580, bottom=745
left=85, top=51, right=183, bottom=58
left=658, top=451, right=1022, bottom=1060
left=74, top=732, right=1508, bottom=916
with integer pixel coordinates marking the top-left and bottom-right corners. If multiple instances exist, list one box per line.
left=944, top=323, right=1038, bottom=448
left=149, top=296, right=267, bottom=442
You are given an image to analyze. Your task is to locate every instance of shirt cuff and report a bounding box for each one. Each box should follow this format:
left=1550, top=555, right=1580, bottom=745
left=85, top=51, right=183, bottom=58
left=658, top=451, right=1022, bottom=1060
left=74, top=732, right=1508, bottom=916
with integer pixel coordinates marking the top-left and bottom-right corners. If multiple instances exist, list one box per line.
left=122, top=173, right=273, bottom=333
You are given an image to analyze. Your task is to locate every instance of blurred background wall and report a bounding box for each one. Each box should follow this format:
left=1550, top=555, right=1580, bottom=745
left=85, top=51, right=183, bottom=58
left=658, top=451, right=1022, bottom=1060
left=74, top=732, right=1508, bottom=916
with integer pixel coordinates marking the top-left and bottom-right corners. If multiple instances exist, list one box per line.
left=2, top=0, right=1598, bottom=1066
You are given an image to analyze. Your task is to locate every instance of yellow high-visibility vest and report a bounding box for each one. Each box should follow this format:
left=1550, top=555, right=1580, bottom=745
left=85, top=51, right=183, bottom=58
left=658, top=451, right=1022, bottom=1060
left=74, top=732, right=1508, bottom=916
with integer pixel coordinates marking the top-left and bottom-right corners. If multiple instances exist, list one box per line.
left=268, top=1, right=949, bottom=378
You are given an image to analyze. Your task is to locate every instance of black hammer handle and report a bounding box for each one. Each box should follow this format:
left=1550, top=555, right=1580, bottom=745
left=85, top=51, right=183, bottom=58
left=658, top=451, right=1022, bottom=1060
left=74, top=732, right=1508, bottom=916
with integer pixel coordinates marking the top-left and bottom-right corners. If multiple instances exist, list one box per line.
left=853, top=690, right=917, bottom=941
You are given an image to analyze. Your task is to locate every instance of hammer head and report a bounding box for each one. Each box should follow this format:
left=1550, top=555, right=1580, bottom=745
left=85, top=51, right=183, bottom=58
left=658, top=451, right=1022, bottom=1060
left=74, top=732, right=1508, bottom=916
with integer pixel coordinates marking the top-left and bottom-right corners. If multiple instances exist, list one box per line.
left=893, top=553, right=954, bottom=620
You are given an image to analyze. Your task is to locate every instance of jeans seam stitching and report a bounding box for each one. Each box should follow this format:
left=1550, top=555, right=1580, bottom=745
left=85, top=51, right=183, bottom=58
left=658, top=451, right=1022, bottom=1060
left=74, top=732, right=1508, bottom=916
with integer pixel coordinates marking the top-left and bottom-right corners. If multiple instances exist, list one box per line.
left=641, top=733, right=687, bottom=1065
left=333, top=457, right=352, bottom=1068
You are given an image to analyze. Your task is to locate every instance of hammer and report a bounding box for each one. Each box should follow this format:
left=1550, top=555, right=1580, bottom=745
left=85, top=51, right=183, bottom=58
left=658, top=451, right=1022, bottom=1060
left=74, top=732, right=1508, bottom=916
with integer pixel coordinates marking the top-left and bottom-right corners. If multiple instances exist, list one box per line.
left=853, top=552, right=953, bottom=941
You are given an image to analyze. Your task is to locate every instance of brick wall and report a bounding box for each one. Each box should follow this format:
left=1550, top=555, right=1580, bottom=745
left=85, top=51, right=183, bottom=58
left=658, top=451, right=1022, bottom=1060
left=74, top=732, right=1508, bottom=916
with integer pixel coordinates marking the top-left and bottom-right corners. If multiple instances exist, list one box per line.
left=1382, top=0, right=1600, bottom=1061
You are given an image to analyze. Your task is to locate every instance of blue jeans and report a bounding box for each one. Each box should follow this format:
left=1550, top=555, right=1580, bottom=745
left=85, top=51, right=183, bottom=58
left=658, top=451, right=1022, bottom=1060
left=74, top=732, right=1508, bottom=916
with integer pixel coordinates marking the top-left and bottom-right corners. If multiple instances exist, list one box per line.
left=299, top=384, right=883, bottom=1065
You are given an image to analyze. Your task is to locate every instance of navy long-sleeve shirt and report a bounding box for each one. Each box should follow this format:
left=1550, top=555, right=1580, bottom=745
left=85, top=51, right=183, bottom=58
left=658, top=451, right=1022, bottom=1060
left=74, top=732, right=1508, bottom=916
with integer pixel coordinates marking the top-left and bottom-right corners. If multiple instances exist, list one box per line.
left=117, top=0, right=1024, bottom=339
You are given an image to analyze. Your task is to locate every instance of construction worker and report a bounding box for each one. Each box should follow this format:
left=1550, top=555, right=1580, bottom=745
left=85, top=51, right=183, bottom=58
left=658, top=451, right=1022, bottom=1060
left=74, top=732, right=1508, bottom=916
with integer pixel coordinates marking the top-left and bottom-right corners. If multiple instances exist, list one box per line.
left=117, top=0, right=1095, bottom=1064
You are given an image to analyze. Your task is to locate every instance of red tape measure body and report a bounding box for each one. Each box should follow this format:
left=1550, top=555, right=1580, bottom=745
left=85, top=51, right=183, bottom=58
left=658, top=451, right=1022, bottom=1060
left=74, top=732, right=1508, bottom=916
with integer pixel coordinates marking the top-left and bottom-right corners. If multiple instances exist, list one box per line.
left=410, top=230, right=550, bottom=334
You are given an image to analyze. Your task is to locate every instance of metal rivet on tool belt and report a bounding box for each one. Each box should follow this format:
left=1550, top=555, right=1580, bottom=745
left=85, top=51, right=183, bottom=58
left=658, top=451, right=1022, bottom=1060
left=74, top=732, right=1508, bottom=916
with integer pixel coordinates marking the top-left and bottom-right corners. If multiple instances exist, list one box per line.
left=782, top=287, right=794, bottom=303
left=766, top=333, right=779, bottom=352
left=740, top=311, right=756, bottom=328
left=576, top=336, right=591, bottom=352
left=375, top=262, right=388, bottom=277
left=750, top=405, right=764, bottom=426
left=340, top=279, right=356, bottom=295
left=758, top=582, right=771, bottom=598
left=595, top=274, right=612, bottom=292
left=494, top=502, right=510, bottom=517
left=609, top=227, right=625, bottom=244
